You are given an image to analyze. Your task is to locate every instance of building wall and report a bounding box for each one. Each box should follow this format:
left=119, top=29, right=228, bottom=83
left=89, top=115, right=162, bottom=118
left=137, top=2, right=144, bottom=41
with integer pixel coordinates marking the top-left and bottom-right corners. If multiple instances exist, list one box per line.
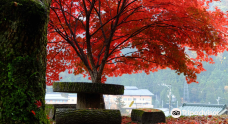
left=103, top=95, right=153, bottom=113
left=45, top=95, right=152, bottom=108
left=68, top=96, right=77, bottom=104
left=106, top=95, right=152, bottom=107
left=103, top=95, right=153, bottom=115
left=45, top=95, right=76, bottom=104
left=45, top=100, right=68, bottom=104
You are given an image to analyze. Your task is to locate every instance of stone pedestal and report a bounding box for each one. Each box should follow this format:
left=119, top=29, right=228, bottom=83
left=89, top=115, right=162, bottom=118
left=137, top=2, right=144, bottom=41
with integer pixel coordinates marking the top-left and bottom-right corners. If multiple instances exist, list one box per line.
left=53, top=82, right=124, bottom=124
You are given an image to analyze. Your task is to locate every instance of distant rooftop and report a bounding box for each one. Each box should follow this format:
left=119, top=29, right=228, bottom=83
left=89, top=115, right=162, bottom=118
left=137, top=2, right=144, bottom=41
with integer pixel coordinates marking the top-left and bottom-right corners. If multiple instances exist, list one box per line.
left=124, top=86, right=138, bottom=90
left=123, top=86, right=154, bottom=96
left=179, top=103, right=228, bottom=116
left=45, top=93, right=69, bottom=100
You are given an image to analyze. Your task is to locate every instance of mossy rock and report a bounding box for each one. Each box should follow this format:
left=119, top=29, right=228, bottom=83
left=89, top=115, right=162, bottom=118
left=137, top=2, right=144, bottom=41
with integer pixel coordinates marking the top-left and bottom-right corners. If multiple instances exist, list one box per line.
left=55, top=108, right=121, bottom=124
left=51, top=104, right=76, bottom=120
left=131, top=108, right=166, bottom=124
left=53, top=82, right=124, bottom=95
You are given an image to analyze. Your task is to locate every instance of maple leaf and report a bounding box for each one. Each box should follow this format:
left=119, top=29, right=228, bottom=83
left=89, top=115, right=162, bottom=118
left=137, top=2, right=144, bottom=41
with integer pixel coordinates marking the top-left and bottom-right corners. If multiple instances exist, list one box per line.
left=35, top=100, right=42, bottom=108
left=46, top=0, right=228, bottom=86
left=31, top=110, right=36, bottom=116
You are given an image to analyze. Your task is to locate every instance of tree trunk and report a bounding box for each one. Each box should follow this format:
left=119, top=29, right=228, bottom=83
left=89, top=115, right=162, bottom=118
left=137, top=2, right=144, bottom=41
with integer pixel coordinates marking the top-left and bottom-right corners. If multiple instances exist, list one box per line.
left=0, top=0, right=51, bottom=123
left=91, top=72, right=106, bottom=109
left=76, top=71, right=106, bottom=109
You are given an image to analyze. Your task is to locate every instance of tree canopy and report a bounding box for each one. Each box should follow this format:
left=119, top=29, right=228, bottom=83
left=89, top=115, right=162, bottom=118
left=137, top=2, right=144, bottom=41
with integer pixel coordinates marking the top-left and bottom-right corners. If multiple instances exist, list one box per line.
left=46, top=0, right=228, bottom=86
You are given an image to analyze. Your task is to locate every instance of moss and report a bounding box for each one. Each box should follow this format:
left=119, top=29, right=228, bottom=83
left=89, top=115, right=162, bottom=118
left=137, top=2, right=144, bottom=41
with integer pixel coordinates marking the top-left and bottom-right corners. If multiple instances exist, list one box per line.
left=132, top=109, right=145, bottom=118
left=55, top=108, right=121, bottom=124
left=136, top=108, right=162, bottom=112
left=131, top=108, right=166, bottom=123
left=0, top=0, right=50, bottom=123
left=53, top=82, right=124, bottom=95
left=52, top=82, right=124, bottom=122
left=45, top=104, right=55, bottom=120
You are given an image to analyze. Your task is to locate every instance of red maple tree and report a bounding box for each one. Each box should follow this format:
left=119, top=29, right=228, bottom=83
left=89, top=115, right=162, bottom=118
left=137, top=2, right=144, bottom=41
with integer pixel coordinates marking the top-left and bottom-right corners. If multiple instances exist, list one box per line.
left=47, top=0, right=228, bottom=86
left=46, top=0, right=228, bottom=86
left=46, top=0, right=228, bottom=109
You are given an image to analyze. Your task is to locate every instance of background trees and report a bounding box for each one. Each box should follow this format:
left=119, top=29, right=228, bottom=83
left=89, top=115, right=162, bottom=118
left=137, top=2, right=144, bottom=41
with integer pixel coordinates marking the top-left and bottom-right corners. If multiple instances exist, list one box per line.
left=115, top=95, right=127, bottom=115
left=56, top=51, right=228, bottom=108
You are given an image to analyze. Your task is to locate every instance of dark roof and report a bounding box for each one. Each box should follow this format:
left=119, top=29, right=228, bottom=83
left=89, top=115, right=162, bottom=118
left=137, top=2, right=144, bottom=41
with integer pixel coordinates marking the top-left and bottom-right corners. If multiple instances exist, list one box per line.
left=123, top=86, right=154, bottom=96
left=179, top=103, right=228, bottom=116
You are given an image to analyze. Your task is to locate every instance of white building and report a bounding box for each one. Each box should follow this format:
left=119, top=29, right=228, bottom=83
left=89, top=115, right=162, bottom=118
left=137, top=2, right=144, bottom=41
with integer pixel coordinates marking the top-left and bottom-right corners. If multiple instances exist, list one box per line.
left=113, top=86, right=154, bottom=114
left=45, top=86, right=154, bottom=115
left=45, top=93, right=69, bottom=104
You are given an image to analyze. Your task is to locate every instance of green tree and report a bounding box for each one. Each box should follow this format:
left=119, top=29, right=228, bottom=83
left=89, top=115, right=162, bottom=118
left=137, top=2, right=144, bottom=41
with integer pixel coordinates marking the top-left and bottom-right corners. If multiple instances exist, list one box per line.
left=115, top=95, right=127, bottom=115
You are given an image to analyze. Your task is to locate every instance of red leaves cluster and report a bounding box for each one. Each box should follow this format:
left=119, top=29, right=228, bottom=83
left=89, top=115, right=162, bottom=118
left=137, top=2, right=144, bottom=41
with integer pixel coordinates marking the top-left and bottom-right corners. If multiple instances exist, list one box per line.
left=46, top=0, right=228, bottom=86
left=35, top=100, right=42, bottom=108
left=31, top=100, right=42, bottom=116
left=31, top=110, right=36, bottom=116
left=121, top=115, right=228, bottom=124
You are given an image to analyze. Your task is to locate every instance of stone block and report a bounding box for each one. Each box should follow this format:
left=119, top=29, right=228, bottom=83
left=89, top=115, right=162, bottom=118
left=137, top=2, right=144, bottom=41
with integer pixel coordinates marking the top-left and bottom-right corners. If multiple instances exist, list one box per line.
left=131, top=108, right=166, bottom=124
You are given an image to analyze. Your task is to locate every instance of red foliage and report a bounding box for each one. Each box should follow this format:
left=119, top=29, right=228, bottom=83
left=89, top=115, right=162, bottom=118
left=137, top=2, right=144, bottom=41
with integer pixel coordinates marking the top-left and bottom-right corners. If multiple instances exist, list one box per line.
left=47, top=115, right=50, bottom=120
left=35, top=100, right=42, bottom=108
left=46, top=115, right=228, bottom=124
left=31, top=110, right=36, bottom=116
left=30, top=100, right=42, bottom=117
left=121, top=115, right=228, bottom=124
left=46, top=0, right=228, bottom=86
